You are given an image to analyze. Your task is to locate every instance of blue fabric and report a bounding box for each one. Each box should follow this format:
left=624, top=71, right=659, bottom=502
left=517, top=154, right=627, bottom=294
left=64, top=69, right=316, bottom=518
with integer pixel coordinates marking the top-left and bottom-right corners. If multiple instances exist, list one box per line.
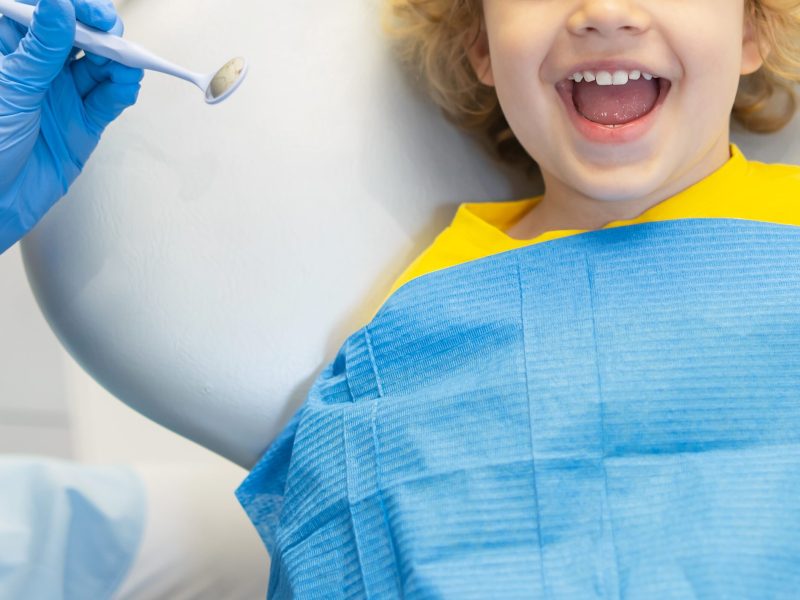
left=0, top=457, right=146, bottom=599
left=237, top=218, right=800, bottom=599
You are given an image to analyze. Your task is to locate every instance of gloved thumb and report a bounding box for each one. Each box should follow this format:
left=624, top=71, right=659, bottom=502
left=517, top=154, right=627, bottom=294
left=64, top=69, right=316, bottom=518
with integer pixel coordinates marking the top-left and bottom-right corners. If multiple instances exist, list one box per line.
left=2, top=0, right=75, bottom=98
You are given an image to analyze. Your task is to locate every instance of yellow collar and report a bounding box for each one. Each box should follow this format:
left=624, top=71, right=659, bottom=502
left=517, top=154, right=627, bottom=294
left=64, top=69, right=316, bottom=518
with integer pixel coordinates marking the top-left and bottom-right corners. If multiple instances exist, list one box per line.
left=379, top=143, right=800, bottom=310
left=455, top=143, right=751, bottom=252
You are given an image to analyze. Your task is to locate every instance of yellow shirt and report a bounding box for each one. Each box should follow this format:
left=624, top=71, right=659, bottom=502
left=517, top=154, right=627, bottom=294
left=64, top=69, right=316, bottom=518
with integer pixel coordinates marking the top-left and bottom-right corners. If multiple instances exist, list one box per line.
left=381, top=143, right=800, bottom=309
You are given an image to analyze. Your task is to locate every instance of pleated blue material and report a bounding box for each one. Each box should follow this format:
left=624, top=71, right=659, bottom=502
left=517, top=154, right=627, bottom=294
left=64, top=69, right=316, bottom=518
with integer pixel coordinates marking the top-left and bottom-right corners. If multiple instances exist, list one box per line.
left=237, top=218, right=800, bottom=599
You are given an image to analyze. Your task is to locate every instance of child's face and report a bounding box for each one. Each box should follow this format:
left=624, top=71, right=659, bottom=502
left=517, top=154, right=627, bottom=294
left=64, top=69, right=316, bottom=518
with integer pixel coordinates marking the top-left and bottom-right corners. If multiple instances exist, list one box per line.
left=467, top=0, right=765, bottom=224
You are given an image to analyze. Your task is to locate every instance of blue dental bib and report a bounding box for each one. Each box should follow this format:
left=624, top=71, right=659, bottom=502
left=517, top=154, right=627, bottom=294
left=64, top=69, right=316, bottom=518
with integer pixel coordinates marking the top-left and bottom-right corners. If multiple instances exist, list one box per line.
left=238, top=218, right=800, bottom=599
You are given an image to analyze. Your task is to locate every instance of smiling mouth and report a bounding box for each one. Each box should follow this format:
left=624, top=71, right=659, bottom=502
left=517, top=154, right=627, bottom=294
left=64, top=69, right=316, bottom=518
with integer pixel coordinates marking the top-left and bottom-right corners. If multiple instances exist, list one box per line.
left=553, top=76, right=673, bottom=144
left=556, top=77, right=672, bottom=127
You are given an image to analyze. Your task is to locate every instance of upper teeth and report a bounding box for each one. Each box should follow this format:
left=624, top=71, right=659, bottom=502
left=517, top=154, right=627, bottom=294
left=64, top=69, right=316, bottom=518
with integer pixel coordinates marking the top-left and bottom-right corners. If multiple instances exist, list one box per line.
left=569, top=70, right=658, bottom=85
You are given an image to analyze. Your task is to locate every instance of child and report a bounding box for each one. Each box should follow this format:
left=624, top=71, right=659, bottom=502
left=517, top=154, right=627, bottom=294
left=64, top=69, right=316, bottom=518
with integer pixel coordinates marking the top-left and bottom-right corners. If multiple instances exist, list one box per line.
left=236, top=1, right=800, bottom=597
left=377, top=0, right=800, bottom=299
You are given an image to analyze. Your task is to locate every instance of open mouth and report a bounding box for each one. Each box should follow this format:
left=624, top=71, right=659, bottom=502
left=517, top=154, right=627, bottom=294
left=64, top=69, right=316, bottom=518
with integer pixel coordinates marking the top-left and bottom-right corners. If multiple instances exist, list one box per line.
left=554, top=75, right=672, bottom=143
left=556, top=76, right=672, bottom=127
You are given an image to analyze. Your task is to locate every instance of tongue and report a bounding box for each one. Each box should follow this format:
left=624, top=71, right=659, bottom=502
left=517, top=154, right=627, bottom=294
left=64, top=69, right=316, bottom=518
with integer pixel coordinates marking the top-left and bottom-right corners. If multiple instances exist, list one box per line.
left=573, top=78, right=659, bottom=125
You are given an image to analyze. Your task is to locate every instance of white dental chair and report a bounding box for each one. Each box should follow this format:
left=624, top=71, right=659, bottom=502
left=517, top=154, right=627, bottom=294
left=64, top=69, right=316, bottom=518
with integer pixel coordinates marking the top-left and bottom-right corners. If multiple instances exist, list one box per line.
left=17, top=0, right=800, bottom=596
left=21, top=0, right=535, bottom=471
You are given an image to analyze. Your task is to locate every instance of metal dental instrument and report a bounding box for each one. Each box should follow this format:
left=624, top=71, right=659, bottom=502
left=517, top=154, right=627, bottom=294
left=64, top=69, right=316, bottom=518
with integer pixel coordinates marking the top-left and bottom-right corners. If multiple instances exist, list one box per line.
left=0, top=0, right=248, bottom=104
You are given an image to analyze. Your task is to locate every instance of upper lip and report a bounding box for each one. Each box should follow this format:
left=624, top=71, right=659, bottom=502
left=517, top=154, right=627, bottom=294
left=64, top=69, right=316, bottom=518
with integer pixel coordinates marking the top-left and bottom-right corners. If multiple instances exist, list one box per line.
left=559, top=60, right=668, bottom=82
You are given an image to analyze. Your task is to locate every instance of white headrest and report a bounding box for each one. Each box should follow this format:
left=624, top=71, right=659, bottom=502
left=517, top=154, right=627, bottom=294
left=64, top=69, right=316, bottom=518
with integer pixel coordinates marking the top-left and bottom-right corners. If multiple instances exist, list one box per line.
left=21, top=0, right=535, bottom=467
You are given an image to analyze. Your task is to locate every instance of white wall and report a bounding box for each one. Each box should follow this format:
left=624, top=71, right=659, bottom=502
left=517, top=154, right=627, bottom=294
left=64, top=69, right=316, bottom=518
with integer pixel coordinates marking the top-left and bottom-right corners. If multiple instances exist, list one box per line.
left=0, top=246, right=72, bottom=457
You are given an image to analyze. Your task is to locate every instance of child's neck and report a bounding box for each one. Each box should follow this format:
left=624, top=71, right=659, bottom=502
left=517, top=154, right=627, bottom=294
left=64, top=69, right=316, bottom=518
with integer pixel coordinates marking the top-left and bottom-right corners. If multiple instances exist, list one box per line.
left=505, top=137, right=732, bottom=240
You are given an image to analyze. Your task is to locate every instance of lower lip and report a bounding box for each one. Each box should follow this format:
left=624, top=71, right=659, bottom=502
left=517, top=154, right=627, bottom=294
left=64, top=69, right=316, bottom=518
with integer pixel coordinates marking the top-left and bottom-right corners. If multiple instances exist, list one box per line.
left=555, top=78, right=672, bottom=144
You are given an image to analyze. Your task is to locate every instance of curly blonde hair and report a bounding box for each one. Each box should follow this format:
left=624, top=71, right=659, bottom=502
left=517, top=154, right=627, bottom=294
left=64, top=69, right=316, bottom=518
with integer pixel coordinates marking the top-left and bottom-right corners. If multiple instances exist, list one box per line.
left=381, top=0, right=800, bottom=181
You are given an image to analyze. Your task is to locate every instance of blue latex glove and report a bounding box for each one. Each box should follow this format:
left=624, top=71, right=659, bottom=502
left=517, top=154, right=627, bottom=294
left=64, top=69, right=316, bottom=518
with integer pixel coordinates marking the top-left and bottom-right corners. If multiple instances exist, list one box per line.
left=0, top=0, right=143, bottom=253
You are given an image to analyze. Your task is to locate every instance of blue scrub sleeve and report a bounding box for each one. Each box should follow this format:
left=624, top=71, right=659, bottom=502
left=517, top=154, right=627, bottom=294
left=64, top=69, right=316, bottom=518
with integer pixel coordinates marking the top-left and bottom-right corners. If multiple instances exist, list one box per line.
left=0, top=457, right=146, bottom=600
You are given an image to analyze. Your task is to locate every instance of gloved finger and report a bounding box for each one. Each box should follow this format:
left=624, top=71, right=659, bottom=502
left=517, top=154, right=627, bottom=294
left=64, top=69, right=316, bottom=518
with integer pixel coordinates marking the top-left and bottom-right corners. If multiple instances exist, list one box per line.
left=1, top=0, right=35, bottom=52
left=71, top=56, right=142, bottom=99
left=2, top=0, right=75, bottom=93
left=6, top=1, right=122, bottom=64
left=82, top=80, right=140, bottom=133
left=73, top=0, right=116, bottom=32
left=83, top=14, right=123, bottom=65
left=0, top=20, right=25, bottom=55
left=0, top=0, right=34, bottom=51
left=75, top=0, right=120, bottom=65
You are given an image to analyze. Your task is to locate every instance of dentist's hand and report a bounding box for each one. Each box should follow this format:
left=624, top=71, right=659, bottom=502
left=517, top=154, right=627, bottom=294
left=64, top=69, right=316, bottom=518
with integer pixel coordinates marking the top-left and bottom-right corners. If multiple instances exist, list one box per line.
left=0, top=0, right=143, bottom=253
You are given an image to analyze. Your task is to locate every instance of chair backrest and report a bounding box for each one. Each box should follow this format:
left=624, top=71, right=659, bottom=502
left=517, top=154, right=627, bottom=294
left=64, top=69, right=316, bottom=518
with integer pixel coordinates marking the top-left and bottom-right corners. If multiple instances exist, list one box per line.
left=20, top=0, right=534, bottom=467
left=21, top=0, right=800, bottom=467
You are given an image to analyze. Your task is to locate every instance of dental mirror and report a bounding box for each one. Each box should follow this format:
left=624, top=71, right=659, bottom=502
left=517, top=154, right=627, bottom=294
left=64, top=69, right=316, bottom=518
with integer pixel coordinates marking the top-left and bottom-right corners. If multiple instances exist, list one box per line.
left=204, top=57, right=249, bottom=104
left=0, top=0, right=249, bottom=105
